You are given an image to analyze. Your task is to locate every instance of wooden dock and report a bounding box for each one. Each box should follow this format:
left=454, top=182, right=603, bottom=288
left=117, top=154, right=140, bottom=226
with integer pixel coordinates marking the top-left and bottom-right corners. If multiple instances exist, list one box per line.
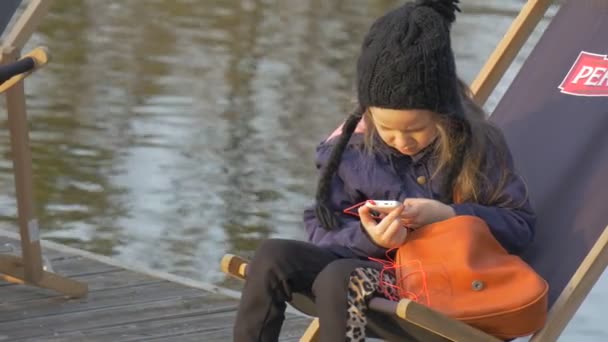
left=0, top=230, right=312, bottom=341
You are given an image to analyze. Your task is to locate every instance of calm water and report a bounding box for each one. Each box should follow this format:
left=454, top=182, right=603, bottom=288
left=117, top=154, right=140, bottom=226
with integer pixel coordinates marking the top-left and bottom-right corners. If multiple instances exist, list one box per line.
left=0, top=0, right=605, bottom=340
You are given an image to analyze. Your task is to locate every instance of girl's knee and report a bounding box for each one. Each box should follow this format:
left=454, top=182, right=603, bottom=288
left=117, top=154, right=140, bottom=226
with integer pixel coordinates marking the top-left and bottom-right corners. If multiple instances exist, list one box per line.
left=250, top=238, right=293, bottom=269
left=312, top=259, right=361, bottom=296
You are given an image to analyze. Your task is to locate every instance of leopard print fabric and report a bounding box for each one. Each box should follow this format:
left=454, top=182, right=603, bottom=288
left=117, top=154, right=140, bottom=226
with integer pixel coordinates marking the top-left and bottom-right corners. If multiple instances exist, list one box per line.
left=345, top=267, right=398, bottom=341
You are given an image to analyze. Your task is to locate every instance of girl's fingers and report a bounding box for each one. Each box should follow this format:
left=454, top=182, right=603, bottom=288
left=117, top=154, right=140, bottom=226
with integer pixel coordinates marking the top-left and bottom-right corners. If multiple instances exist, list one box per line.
left=377, top=205, right=404, bottom=239
left=358, top=205, right=377, bottom=228
left=385, top=204, right=405, bottom=220
left=379, top=205, right=404, bottom=228
left=360, top=204, right=406, bottom=247
left=383, top=217, right=406, bottom=241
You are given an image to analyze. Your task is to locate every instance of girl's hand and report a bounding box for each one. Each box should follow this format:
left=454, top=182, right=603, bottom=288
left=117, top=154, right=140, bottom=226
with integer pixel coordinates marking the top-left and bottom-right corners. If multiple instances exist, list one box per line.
left=358, top=204, right=408, bottom=249
left=400, top=198, right=455, bottom=229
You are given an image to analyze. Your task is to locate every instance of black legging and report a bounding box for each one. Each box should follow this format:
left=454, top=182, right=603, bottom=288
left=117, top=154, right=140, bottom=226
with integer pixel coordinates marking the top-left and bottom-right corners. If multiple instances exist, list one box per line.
left=232, top=238, right=382, bottom=342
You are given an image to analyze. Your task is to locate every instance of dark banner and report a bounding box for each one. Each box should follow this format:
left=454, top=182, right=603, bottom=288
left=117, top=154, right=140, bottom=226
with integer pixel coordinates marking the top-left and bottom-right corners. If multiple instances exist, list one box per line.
left=491, top=0, right=608, bottom=308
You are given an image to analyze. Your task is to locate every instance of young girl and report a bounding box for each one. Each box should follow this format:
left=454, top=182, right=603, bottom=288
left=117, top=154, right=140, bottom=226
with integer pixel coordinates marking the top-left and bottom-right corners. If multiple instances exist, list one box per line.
left=233, top=1, right=535, bottom=341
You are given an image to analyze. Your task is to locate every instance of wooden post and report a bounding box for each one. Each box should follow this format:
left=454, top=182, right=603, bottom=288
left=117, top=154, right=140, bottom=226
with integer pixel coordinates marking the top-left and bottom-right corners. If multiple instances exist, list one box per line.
left=471, top=0, right=554, bottom=104
left=2, top=46, right=43, bottom=283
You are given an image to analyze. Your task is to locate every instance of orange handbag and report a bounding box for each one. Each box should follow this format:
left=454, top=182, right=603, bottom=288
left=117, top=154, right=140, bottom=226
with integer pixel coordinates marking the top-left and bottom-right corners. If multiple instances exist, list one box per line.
left=394, top=215, right=548, bottom=339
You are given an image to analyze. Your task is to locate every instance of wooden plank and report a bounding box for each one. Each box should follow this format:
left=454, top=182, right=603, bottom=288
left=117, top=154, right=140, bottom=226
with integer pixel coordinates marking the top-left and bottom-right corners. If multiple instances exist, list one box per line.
left=0, top=269, right=163, bottom=303
left=0, top=290, right=307, bottom=341
left=1, top=296, right=237, bottom=340
left=0, top=280, right=210, bottom=326
left=108, top=314, right=311, bottom=342
left=51, top=309, right=237, bottom=341
left=45, top=306, right=241, bottom=341
left=471, top=0, right=554, bottom=104
left=166, top=318, right=311, bottom=342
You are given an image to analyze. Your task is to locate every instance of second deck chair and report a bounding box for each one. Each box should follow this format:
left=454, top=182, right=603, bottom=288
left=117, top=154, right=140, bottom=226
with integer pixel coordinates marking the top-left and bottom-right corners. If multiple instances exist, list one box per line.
left=221, top=0, right=608, bottom=340
left=1, top=0, right=87, bottom=297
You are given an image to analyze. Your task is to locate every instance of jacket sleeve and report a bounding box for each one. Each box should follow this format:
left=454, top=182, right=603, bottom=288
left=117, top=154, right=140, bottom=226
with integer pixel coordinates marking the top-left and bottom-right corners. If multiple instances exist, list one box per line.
left=450, top=147, right=536, bottom=254
left=303, top=208, right=388, bottom=258
left=302, top=142, right=389, bottom=258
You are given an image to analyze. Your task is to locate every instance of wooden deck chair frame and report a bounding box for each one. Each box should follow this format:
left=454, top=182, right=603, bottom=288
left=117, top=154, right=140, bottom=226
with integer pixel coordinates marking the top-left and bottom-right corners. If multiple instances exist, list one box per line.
left=0, top=0, right=88, bottom=298
left=221, top=0, right=608, bottom=341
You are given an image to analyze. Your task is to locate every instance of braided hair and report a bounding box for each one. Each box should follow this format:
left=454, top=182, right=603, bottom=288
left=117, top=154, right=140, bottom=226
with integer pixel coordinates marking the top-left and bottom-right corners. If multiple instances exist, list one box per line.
left=314, top=105, right=365, bottom=230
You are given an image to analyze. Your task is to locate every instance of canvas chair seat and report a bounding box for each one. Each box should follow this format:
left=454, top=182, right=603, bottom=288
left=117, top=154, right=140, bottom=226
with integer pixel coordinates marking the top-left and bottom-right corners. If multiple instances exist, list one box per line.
left=221, top=0, right=608, bottom=340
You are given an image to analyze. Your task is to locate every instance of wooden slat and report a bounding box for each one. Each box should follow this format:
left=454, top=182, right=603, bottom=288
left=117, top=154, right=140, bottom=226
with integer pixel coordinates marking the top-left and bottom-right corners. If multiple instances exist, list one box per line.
left=47, top=313, right=310, bottom=342
left=0, top=293, right=235, bottom=339
left=52, top=310, right=238, bottom=341
left=0, top=281, right=210, bottom=325
left=113, top=314, right=311, bottom=342
left=0, top=269, right=164, bottom=303
left=471, top=0, right=554, bottom=104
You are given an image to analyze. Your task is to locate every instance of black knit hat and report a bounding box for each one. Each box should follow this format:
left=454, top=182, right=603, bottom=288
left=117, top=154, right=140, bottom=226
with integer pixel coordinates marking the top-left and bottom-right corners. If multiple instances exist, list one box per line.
left=357, top=0, right=464, bottom=117
left=315, top=0, right=464, bottom=231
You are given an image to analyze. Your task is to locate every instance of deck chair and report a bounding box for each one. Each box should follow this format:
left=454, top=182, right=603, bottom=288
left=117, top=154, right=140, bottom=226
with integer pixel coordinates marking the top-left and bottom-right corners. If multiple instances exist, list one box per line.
left=0, top=0, right=87, bottom=297
left=221, top=0, right=608, bottom=340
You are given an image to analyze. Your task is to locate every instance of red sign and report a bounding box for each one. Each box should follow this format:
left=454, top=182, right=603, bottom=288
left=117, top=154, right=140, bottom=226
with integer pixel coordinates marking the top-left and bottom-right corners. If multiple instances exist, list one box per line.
left=559, top=51, right=608, bottom=96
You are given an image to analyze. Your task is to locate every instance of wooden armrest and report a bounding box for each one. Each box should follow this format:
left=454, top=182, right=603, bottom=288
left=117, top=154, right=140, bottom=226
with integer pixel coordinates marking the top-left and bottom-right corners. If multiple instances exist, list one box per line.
left=369, top=297, right=502, bottom=342
left=0, top=46, right=50, bottom=93
left=220, top=254, right=249, bottom=280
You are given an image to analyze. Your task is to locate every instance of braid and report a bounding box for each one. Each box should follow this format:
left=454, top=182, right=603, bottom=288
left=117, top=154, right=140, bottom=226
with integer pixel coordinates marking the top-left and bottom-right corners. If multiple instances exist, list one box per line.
left=315, top=106, right=365, bottom=230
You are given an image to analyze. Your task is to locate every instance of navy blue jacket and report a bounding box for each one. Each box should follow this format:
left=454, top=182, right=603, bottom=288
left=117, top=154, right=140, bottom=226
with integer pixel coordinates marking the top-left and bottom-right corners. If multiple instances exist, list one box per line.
left=303, top=132, right=535, bottom=259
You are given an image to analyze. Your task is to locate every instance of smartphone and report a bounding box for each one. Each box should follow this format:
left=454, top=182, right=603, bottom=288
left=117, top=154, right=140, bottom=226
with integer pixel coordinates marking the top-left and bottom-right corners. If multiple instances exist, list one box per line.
left=364, top=200, right=401, bottom=215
